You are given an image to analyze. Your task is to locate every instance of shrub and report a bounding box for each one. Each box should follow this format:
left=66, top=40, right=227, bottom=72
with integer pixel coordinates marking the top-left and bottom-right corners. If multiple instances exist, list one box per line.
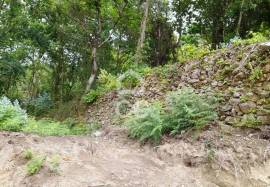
left=239, top=114, right=262, bottom=127
left=83, top=70, right=120, bottom=104
left=177, top=44, right=210, bottom=63
left=26, top=156, right=46, bottom=175
left=164, top=88, right=217, bottom=135
left=231, top=31, right=269, bottom=46
left=124, top=101, right=163, bottom=143
left=0, top=96, right=28, bottom=132
left=49, top=99, right=85, bottom=120
left=48, top=155, right=61, bottom=173
left=98, top=69, right=120, bottom=90
left=26, top=93, right=53, bottom=116
left=249, top=67, right=263, bottom=81
left=23, top=149, right=34, bottom=160
left=22, top=118, right=91, bottom=136
left=82, top=90, right=100, bottom=104
left=118, top=70, right=142, bottom=89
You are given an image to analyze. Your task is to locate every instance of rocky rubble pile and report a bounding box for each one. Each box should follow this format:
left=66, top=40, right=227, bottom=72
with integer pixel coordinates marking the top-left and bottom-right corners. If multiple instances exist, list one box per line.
left=134, top=42, right=270, bottom=127
left=87, top=42, right=270, bottom=127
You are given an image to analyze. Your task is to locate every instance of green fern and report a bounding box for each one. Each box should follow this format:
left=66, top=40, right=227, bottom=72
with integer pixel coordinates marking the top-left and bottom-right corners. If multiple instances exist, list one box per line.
left=124, top=101, right=163, bottom=143
left=164, top=88, right=217, bottom=134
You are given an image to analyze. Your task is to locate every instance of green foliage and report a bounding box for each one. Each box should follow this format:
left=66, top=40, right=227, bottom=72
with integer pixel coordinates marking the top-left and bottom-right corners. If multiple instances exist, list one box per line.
left=87, top=121, right=101, bottom=133
left=177, top=44, right=210, bottom=63
left=26, top=156, right=46, bottom=176
left=49, top=100, right=85, bottom=120
left=22, top=118, right=91, bottom=136
left=48, top=155, right=61, bottom=173
left=239, top=114, right=262, bottom=127
left=98, top=69, right=120, bottom=91
left=83, top=70, right=120, bottom=104
left=0, top=96, right=94, bottom=136
left=125, top=101, right=163, bottom=143
left=164, top=88, right=217, bottom=135
left=26, top=93, right=53, bottom=116
left=124, top=88, right=217, bottom=143
left=83, top=90, right=100, bottom=104
left=0, top=97, right=28, bottom=132
left=83, top=69, right=143, bottom=104
left=249, top=67, right=263, bottom=81
left=118, top=70, right=141, bottom=89
left=232, top=32, right=269, bottom=46
left=240, top=95, right=249, bottom=103
left=0, top=52, right=26, bottom=96
left=23, top=149, right=34, bottom=160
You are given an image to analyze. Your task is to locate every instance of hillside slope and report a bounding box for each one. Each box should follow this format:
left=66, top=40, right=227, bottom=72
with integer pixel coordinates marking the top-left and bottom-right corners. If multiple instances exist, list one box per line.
left=0, top=42, right=269, bottom=187
left=87, top=42, right=270, bottom=128
left=0, top=127, right=269, bottom=187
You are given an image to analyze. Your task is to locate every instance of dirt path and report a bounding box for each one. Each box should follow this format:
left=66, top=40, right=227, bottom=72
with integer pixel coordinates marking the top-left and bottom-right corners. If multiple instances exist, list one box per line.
left=0, top=126, right=269, bottom=187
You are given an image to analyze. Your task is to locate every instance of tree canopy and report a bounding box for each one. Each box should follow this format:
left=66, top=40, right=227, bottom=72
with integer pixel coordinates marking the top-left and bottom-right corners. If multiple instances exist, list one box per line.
left=0, top=0, right=269, bottom=112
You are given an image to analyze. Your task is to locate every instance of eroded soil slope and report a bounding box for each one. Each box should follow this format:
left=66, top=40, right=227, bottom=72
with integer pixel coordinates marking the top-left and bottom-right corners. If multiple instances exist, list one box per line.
left=0, top=125, right=269, bottom=187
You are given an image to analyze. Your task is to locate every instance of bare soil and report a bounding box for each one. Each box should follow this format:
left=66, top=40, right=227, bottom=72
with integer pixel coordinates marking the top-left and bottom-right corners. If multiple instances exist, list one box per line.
left=0, top=125, right=269, bottom=187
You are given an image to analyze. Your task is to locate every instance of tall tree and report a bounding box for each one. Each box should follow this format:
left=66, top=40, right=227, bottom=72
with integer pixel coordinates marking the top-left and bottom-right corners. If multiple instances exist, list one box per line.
left=135, top=0, right=150, bottom=64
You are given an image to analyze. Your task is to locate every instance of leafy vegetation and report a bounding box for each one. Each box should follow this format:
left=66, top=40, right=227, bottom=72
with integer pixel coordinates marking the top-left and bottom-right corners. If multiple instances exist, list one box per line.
left=177, top=44, right=210, bottom=63
left=118, top=70, right=142, bottom=89
left=231, top=31, right=270, bottom=46
left=163, top=88, right=218, bottom=135
left=239, top=114, right=262, bottom=127
left=0, top=97, right=28, bottom=132
left=48, top=155, right=61, bottom=174
left=125, top=101, right=163, bottom=144
left=25, top=93, right=53, bottom=116
left=22, top=150, right=62, bottom=175
left=0, top=0, right=269, bottom=140
left=124, top=88, right=217, bottom=143
left=23, top=149, right=34, bottom=160
left=26, top=156, right=46, bottom=176
left=22, top=118, right=91, bottom=136
left=0, top=96, right=97, bottom=136
left=249, top=67, right=263, bottom=81
left=1, top=0, right=269, bottom=110
left=83, top=90, right=100, bottom=104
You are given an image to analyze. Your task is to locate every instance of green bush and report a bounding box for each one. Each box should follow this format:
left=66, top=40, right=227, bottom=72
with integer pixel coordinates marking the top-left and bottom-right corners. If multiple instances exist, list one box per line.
left=82, top=90, right=100, bottom=104
left=124, top=88, right=217, bottom=143
left=164, top=88, right=217, bottom=135
left=124, top=101, right=163, bottom=143
left=0, top=96, right=95, bottom=136
left=22, top=118, right=91, bottom=136
left=0, top=97, right=28, bottom=131
left=231, top=31, right=269, bottom=46
left=26, top=156, right=46, bottom=175
left=26, top=93, right=53, bottom=116
left=48, top=155, right=61, bottom=173
left=249, top=67, right=263, bottom=81
left=83, top=69, right=120, bottom=104
left=177, top=44, right=210, bottom=63
left=98, top=69, right=120, bottom=90
left=118, top=70, right=141, bottom=89
left=23, top=149, right=34, bottom=160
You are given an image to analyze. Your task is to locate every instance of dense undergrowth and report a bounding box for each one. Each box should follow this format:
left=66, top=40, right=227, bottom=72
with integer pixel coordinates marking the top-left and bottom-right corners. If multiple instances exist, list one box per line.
left=86, top=32, right=269, bottom=143
left=0, top=97, right=99, bottom=136
left=124, top=88, right=218, bottom=143
left=83, top=31, right=270, bottom=106
left=0, top=32, right=269, bottom=139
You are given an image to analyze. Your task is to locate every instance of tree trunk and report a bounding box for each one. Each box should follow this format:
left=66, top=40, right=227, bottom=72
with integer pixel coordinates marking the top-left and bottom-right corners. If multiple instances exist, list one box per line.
left=236, top=0, right=245, bottom=36
left=135, top=0, right=150, bottom=64
left=85, top=47, right=98, bottom=92
left=85, top=1, right=101, bottom=92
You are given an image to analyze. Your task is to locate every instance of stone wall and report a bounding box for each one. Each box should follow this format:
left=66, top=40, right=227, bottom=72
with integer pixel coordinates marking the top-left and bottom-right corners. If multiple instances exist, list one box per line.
left=134, top=42, right=270, bottom=127
left=87, top=42, right=270, bottom=127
